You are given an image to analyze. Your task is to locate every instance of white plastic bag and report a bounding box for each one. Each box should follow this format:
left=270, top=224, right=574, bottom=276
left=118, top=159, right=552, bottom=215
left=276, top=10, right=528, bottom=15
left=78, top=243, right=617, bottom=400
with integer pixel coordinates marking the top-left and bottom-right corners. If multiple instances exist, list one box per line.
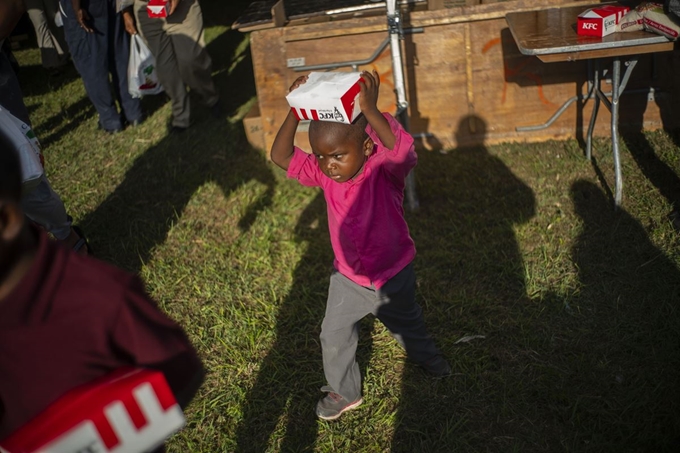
left=127, top=34, right=164, bottom=98
left=0, top=105, right=43, bottom=193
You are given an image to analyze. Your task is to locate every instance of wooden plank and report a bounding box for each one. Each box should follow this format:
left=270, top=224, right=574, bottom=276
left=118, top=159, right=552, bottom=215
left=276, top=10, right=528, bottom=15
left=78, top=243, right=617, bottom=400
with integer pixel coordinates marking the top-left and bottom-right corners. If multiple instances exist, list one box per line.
left=250, top=27, right=289, bottom=156
left=271, top=0, right=286, bottom=28
left=428, top=0, right=446, bottom=9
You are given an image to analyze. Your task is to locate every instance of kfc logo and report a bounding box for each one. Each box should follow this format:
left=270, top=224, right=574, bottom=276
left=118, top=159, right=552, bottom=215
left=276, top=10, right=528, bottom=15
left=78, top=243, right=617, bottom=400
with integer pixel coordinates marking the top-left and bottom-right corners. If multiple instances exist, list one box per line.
left=582, top=22, right=598, bottom=29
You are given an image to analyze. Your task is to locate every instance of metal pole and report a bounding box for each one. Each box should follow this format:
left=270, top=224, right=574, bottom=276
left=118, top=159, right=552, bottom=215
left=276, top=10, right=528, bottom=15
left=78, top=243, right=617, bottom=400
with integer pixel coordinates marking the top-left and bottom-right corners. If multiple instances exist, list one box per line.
left=387, top=0, right=419, bottom=210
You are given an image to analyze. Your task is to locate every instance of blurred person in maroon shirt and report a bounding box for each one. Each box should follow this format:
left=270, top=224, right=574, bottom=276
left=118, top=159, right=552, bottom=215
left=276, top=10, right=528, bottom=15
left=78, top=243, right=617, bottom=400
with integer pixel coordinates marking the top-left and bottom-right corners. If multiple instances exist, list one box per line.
left=0, top=138, right=204, bottom=440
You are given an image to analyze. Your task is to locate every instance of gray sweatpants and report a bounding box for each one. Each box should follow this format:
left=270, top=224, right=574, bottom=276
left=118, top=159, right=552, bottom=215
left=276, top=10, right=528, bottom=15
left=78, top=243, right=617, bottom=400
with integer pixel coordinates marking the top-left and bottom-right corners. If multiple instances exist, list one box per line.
left=320, top=263, right=441, bottom=402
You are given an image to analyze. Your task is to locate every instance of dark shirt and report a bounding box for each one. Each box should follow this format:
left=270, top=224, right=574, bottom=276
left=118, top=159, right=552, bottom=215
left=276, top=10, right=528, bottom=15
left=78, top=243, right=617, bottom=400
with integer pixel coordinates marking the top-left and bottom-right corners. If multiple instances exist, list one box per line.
left=0, top=228, right=202, bottom=439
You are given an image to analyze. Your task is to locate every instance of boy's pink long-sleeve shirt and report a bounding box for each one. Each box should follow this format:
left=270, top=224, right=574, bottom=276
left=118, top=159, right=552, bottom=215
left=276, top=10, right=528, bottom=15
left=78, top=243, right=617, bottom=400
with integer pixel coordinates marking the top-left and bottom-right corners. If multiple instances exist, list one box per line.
left=287, top=113, right=417, bottom=289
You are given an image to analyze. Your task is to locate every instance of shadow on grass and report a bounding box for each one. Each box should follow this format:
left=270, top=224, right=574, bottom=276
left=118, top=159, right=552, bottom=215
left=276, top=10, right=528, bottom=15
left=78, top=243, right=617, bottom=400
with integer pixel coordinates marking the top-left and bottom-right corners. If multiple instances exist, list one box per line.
left=619, top=85, right=680, bottom=222
left=80, top=14, right=274, bottom=273
left=561, top=180, right=680, bottom=451
left=392, top=115, right=537, bottom=451
left=234, top=192, right=377, bottom=451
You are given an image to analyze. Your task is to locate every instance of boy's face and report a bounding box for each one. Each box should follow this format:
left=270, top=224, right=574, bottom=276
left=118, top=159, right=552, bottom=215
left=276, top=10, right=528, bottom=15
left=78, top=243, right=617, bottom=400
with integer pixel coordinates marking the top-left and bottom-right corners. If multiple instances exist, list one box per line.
left=310, top=128, right=374, bottom=183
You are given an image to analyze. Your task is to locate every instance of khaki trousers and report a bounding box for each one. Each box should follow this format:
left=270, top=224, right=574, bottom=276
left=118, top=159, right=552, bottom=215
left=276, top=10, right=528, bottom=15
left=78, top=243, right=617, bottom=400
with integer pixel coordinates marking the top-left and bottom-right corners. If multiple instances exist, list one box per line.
left=25, top=0, right=70, bottom=69
left=133, top=0, right=218, bottom=127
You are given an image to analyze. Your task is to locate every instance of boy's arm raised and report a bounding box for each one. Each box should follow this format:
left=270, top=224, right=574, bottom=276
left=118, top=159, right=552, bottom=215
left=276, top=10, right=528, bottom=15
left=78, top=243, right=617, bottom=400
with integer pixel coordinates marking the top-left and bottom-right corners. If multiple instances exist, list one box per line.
left=359, top=70, right=396, bottom=150
left=270, top=75, right=308, bottom=171
left=270, top=110, right=299, bottom=171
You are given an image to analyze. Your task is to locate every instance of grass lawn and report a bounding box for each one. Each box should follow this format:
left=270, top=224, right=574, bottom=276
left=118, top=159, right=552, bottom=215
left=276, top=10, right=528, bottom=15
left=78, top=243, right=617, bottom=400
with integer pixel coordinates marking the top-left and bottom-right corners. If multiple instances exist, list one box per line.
left=12, top=0, right=680, bottom=451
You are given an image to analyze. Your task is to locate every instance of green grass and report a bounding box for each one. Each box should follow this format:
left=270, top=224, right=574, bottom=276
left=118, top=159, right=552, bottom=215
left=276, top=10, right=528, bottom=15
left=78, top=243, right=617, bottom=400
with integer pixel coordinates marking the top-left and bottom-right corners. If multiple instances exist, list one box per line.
left=13, top=1, right=680, bottom=451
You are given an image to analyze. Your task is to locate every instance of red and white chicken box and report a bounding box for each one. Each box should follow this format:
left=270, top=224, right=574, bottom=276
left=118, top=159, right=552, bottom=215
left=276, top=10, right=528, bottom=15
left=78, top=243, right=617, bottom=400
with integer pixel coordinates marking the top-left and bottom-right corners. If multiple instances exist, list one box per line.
left=0, top=368, right=185, bottom=453
left=147, top=0, right=169, bottom=18
left=286, top=71, right=363, bottom=125
left=577, top=5, right=630, bottom=37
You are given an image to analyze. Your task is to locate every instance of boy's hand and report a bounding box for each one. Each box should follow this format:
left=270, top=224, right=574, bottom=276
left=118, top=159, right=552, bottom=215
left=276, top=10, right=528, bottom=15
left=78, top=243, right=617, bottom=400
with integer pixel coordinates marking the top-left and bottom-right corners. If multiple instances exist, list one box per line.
left=289, top=75, right=308, bottom=93
left=359, top=70, right=396, bottom=149
left=359, top=70, right=381, bottom=116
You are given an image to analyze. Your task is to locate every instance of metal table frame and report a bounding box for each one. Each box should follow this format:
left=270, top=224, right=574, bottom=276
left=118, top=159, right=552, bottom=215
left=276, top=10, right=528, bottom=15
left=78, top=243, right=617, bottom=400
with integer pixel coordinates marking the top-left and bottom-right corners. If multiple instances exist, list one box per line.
left=506, top=5, right=674, bottom=207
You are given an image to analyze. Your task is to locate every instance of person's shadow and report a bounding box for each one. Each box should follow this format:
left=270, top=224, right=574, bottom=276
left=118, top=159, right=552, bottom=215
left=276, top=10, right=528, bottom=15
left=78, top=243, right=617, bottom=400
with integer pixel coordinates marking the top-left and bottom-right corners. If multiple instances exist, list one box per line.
left=566, top=180, right=680, bottom=451
left=233, top=191, right=376, bottom=452
left=617, top=52, right=680, bottom=227
left=390, top=115, right=536, bottom=451
left=79, top=19, right=275, bottom=272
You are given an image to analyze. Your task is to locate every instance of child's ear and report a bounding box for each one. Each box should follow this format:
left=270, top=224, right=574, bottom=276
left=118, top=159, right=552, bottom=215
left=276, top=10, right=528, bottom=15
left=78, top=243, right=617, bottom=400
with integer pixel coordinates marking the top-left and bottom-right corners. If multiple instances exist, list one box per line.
left=363, top=137, right=374, bottom=156
left=0, top=201, right=26, bottom=243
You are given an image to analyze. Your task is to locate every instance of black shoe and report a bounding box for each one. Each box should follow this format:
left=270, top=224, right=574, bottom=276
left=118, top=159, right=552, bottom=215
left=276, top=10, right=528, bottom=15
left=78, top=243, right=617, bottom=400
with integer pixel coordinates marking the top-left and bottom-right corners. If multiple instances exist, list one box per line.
left=210, top=100, right=223, bottom=119
left=421, top=355, right=452, bottom=378
left=169, top=124, right=188, bottom=134
left=98, top=121, right=122, bottom=134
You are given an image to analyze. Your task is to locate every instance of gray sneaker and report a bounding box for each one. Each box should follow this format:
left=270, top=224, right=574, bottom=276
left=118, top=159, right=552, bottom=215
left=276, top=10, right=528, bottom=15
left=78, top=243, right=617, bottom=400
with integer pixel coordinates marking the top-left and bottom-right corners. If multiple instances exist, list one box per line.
left=315, top=386, right=363, bottom=420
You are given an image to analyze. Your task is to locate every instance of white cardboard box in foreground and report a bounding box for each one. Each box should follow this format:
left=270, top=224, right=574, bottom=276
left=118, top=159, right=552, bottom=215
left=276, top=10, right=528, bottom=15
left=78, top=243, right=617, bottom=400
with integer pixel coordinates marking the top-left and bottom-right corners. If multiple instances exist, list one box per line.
left=0, top=368, right=185, bottom=453
left=286, top=72, right=363, bottom=124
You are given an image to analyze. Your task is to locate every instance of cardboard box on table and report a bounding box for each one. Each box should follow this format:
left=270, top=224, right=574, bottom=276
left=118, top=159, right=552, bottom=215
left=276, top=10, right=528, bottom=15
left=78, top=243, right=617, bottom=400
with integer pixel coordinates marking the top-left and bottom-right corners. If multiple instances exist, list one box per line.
left=0, top=368, right=185, bottom=453
left=577, top=5, right=630, bottom=37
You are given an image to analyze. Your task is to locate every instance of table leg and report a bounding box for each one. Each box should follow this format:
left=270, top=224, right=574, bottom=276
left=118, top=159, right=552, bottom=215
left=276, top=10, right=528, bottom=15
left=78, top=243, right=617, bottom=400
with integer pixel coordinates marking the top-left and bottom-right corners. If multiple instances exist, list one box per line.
left=611, top=58, right=623, bottom=206
left=610, top=57, right=638, bottom=207
left=586, top=60, right=601, bottom=162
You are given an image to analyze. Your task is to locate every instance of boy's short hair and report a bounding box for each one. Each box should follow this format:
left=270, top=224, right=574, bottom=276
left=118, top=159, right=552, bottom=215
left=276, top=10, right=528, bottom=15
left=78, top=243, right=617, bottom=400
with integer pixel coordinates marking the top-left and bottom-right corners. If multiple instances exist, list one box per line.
left=309, top=114, right=369, bottom=148
left=0, top=128, right=22, bottom=202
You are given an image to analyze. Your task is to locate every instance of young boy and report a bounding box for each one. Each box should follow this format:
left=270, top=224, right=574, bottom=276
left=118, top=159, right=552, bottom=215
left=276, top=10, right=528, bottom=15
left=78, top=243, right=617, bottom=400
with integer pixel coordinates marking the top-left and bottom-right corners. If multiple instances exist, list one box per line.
left=0, top=140, right=204, bottom=440
left=271, top=70, right=450, bottom=421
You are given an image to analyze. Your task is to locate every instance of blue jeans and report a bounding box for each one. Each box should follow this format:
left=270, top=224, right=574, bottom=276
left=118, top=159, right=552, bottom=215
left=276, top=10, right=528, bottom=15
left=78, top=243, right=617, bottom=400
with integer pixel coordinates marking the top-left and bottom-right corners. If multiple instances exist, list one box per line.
left=60, top=0, right=141, bottom=130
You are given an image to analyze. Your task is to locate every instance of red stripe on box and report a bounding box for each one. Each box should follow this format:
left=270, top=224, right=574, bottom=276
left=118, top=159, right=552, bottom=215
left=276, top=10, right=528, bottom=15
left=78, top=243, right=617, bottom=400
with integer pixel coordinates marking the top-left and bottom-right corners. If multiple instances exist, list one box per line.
left=151, top=373, right=177, bottom=411
left=340, top=78, right=362, bottom=123
left=123, top=394, right=148, bottom=430
left=292, top=108, right=302, bottom=121
left=94, top=414, right=120, bottom=450
left=311, top=110, right=319, bottom=121
left=301, top=109, right=309, bottom=120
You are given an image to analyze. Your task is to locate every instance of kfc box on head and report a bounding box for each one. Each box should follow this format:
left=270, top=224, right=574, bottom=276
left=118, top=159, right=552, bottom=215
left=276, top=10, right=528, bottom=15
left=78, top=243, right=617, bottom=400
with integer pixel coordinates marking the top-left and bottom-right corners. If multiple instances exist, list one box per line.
left=0, top=368, right=185, bottom=453
left=577, top=5, right=630, bottom=37
left=286, top=71, right=363, bottom=124
left=147, top=0, right=168, bottom=18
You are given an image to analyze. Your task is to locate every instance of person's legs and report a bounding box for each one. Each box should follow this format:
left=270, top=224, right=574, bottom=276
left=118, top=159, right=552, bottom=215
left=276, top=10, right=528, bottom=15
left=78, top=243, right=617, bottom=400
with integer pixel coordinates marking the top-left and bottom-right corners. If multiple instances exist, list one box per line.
left=134, top=0, right=190, bottom=128
left=374, top=263, right=445, bottom=367
left=60, top=0, right=123, bottom=131
left=109, top=2, right=142, bottom=124
left=165, top=0, right=218, bottom=108
left=41, top=0, right=70, bottom=61
left=25, top=0, right=67, bottom=69
left=21, top=175, right=71, bottom=241
left=0, top=51, right=30, bottom=124
left=320, top=270, right=372, bottom=403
